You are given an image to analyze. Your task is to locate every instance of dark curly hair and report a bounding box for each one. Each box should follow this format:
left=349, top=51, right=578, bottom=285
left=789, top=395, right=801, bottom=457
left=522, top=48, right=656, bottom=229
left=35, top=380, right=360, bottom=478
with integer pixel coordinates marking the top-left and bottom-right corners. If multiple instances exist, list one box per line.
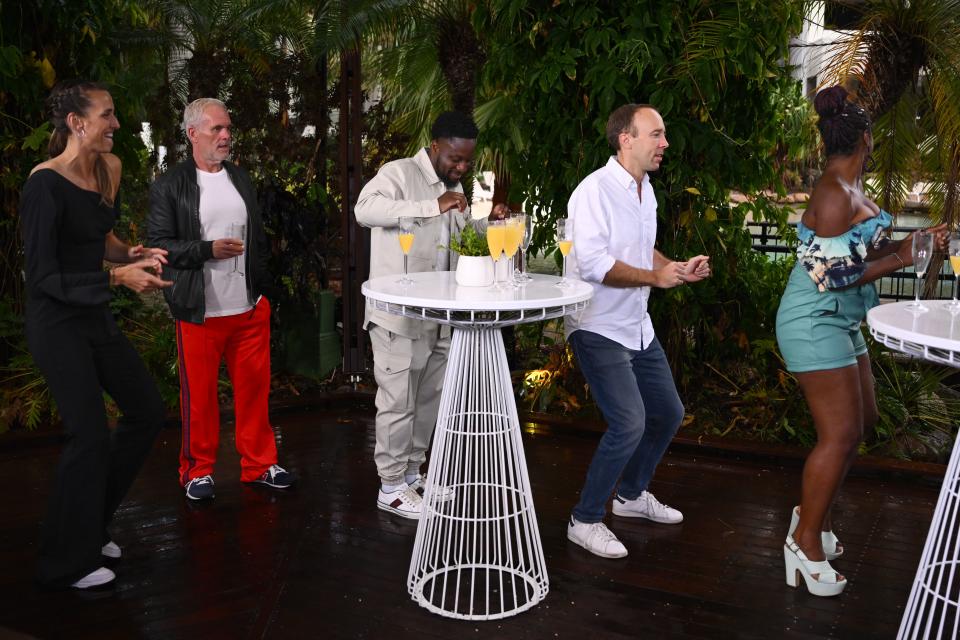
left=45, top=79, right=114, bottom=204
left=814, top=86, right=872, bottom=157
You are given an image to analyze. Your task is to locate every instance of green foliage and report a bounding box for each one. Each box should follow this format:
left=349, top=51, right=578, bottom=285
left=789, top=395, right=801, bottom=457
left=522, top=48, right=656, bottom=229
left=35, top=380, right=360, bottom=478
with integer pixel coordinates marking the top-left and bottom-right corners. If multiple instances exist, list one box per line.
left=475, top=0, right=809, bottom=391
left=869, top=341, right=960, bottom=461
left=0, top=351, right=55, bottom=433
left=0, top=0, right=335, bottom=431
left=476, top=0, right=809, bottom=255
left=115, top=301, right=180, bottom=412
left=513, top=320, right=589, bottom=416
left=447, top=225, right=489, bottom=257
left=820, top=0, right=960, bottom=235
left=480, top=1, right=960, bottom=460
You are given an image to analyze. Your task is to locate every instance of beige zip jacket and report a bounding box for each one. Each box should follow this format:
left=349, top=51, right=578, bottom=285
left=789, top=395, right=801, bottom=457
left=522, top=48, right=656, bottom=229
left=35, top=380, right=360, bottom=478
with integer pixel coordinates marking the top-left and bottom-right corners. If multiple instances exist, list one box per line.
left=356, top=148, right=484, bottom=338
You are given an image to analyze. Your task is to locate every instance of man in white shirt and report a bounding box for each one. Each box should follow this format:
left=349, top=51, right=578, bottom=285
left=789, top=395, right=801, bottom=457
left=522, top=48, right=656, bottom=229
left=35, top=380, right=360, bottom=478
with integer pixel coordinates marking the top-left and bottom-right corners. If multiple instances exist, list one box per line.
left=149, top=98, right=294, bottom=501
left=564, top=104, right=711, bottom=558
left=356, top=111, right=503, bottom=519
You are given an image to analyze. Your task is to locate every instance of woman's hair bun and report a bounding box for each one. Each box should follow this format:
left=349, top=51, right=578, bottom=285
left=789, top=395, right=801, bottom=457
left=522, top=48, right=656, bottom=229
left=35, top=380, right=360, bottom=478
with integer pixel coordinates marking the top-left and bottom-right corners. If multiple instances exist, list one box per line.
left=814, top=86, right=849, bottom=118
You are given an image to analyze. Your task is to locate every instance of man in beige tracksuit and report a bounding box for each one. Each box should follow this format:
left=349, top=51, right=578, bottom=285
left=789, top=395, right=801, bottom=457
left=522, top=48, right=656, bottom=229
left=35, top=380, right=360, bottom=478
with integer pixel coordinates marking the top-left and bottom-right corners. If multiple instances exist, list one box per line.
left=356, top=111, right=502, bottom=519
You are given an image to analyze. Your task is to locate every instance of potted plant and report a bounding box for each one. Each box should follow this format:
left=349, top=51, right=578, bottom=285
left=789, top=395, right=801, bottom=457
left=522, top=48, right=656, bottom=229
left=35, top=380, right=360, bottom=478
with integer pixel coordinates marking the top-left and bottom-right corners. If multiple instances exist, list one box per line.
left=449, top=226, right=494, bottom=287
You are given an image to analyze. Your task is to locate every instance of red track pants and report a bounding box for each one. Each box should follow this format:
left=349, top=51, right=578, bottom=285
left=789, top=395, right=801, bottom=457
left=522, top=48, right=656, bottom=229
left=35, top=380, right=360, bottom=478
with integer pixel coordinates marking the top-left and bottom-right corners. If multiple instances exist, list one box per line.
left=176, top=296, right=277, bottom=484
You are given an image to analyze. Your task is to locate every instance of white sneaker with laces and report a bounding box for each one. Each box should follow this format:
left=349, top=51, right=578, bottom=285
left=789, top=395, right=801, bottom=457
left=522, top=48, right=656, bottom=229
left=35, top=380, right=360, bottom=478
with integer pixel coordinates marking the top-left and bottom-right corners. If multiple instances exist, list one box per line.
left=377, top=485, right=423, bottom=519
left=612, top=490, right=683, bottom=524
left=71, top=567, right=116, bottom=589
left=407, top=474, right=455, bottom=502
left=567, top=517, right=628, bottom=558
left=101, top=540, right=122, bottom=559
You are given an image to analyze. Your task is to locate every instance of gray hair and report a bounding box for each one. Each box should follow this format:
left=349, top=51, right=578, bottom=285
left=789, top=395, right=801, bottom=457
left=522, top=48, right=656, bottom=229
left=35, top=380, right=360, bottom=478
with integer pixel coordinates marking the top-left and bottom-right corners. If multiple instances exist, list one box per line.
left=183, top=98, right=228, bottom=134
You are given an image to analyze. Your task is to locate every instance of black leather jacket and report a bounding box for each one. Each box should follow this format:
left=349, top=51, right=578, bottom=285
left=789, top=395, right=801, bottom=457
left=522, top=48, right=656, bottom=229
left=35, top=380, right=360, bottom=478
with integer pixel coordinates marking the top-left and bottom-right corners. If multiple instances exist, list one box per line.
left=147, top=158, right=272, bottom=324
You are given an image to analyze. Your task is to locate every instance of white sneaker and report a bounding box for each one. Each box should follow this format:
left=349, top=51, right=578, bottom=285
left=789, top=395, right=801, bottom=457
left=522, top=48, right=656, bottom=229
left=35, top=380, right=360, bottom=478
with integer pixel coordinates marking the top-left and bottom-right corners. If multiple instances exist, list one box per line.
left=71, top=567, right=116, bottom=589
left=612, top=491, right=683, bottom=524
left=567, top=517, right=628, bottom=558
left=377, top=485, right=423, bottom=519
left=101, top=541, right=122, bottom=559
left=407, top=474, right=455, bottom=502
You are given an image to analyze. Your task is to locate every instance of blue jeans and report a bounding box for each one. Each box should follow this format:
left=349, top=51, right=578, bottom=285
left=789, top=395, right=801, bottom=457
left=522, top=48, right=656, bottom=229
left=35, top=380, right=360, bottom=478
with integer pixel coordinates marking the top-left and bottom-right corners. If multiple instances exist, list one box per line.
left=568, top=330, right=684, bottom=523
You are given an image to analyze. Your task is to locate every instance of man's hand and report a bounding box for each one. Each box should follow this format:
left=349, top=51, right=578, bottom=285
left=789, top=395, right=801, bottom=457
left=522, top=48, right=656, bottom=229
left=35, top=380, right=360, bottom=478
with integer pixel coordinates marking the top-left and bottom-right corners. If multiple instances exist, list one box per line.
left=654, top=261, right=689, bottom=289
left=488, top=203, right=510, bottom=221
left=212, top=237, right=244, bottom=259
left=680, top=255, right=711, bottom=283
left=438, top=191, right=468, bottom=214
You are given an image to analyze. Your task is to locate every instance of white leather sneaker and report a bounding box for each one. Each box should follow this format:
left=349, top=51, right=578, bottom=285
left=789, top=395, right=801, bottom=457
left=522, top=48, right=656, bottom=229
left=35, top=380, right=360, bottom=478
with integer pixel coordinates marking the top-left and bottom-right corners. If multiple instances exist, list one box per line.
left=407, top=474, right=455, bottom=502
left=567, top=517, right=628, bottom=558
left=612, top=491, right=683, bottom=524
left=71, top=567, right=116, bottom=589
left=377, top=485, right=423, bottom=519
left=101, top=541, right=121, bottom=559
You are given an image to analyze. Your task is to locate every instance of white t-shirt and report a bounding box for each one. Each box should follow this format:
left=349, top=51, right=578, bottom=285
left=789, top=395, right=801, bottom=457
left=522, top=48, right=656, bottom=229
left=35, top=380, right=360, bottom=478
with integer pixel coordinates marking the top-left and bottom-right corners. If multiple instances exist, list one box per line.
left=197, top=168, right=253, bottom=318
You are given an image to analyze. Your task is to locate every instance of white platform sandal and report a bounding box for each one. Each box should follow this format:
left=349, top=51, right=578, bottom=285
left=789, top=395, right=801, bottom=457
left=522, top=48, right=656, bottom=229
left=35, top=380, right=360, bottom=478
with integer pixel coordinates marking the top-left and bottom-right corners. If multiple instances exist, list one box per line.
left=789, top=505, right=843, bottom=560
left=784, top=535, right=846, bottom=597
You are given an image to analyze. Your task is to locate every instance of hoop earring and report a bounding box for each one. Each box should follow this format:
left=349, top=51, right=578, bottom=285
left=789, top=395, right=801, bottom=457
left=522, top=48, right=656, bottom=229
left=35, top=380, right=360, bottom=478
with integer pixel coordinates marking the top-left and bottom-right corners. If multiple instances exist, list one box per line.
left=77, top=128, right=86, bottom=138
left=864, top=155, right=876, bottom=173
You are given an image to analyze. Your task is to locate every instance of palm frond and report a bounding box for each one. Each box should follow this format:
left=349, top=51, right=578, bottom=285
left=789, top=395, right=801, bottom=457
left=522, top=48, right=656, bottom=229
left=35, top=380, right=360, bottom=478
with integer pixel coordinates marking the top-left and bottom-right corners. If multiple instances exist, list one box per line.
left=871, top=90, right=921, bottom=213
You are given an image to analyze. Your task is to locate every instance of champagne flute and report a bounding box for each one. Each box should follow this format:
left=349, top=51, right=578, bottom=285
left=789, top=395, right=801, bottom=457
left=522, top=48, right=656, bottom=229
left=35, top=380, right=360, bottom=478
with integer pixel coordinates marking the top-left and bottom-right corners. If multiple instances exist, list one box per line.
left=906, top=230, right=933, bottom=313
left=948, top=231, right=960, bottom=312
left=503, top=215, right=523, bottom=288
left=486, top=219, right=507, bottom=289
left=228, top=222, right=246, bottom=277
left=555, top=218, right=572, bottom=287
left=397, top=216, right=416, bottom=284
left=514, top=213, right=533, bottom=283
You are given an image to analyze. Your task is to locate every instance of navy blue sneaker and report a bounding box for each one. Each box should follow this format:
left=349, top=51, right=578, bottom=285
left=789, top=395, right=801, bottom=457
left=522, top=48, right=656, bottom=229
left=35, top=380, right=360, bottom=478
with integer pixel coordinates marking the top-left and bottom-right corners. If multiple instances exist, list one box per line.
left=184, top=475, right=215, bottom=500
left=251, top=464, right=295, bottom=489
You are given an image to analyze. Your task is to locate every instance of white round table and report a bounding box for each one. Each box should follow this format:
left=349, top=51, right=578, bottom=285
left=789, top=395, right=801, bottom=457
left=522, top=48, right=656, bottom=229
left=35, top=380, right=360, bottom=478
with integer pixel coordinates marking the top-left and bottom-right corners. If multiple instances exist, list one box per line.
left=867, top=301, right=960, bottom=639
left=869, top=300, right=960, bottom=368
left=362, top=272, right=592, bottom=620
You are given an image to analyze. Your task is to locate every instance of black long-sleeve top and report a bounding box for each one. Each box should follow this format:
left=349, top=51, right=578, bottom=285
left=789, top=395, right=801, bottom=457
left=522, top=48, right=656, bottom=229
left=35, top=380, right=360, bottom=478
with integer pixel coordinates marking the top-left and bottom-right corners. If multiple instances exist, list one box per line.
left=20, top=169, right=118, bottom=326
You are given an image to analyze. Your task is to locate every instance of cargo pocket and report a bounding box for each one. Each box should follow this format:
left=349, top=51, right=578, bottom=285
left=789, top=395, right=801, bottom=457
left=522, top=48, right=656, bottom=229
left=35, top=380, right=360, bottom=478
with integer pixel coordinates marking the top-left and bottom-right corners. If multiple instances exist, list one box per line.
left=372, top=329, right=414, bottom=376
left=376, top=349, right=413, bottom=376
left=372, top=335, right=414, bottom=409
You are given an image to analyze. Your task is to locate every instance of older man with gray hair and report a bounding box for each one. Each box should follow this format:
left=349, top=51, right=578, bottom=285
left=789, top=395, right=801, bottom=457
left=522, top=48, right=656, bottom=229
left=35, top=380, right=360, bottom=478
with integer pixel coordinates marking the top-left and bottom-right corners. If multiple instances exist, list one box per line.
left=148, top=98, right=294, bottom=500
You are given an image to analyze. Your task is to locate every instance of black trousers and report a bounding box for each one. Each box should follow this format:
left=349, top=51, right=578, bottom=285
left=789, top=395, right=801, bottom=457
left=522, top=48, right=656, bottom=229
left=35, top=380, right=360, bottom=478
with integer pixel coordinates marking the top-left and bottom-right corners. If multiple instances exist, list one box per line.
left=26, top=308, right=164, bottom=588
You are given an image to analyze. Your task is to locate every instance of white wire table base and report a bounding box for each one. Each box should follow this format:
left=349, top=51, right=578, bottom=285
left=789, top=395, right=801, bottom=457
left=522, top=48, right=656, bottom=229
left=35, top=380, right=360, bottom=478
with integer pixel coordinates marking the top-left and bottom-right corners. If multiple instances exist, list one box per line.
left=407, top=327, right=547, bottom=620
left=899, top=435, right=960, bottom=639
left=865, top=303, right=960, bottom=639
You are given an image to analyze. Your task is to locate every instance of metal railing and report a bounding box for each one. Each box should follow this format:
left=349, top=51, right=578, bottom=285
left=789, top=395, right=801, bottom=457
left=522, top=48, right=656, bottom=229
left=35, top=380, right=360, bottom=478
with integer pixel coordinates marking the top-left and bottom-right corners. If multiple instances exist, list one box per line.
left=749, top=221, right=957, bottom=301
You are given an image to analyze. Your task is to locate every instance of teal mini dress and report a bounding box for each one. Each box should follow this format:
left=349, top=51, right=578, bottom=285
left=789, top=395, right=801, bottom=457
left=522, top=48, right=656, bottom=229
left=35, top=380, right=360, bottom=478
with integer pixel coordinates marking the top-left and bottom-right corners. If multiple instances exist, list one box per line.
left=775, top=210, right=893, bottom=373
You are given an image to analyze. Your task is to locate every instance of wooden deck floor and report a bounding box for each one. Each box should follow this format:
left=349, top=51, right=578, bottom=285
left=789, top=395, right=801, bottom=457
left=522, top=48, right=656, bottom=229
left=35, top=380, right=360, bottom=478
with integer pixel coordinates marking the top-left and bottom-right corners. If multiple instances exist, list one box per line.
left=0, top=403, right=942, bottom=639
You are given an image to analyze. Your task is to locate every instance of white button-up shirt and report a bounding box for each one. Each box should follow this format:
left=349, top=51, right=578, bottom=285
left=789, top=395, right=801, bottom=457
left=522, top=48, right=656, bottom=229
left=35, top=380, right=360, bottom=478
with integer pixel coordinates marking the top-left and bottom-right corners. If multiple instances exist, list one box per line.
left=564, top=156, right=657, bottom=350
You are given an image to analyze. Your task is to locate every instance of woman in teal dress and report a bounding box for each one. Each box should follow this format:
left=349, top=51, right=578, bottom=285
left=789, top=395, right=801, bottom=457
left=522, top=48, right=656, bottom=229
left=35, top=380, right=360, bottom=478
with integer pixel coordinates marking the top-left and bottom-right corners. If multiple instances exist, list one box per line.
left=775, top=86, right=947, bottom=597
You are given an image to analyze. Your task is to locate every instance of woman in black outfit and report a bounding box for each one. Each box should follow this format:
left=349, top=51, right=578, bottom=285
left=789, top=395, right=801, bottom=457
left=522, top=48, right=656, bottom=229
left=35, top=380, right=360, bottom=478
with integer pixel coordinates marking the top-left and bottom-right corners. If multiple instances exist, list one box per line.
left=20, top=80, right=170, bottom=589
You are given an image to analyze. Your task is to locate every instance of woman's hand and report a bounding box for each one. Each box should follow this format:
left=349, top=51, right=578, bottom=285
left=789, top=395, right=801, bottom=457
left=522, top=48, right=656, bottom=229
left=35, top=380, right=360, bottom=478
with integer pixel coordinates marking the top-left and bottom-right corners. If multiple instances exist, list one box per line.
left=925, top=223, right=951, bottom=251
left=894, top=233, right=916, bottom=267
left=111, top=258, right=171, bottom=293
left=127, top=244, right=169, bottom=270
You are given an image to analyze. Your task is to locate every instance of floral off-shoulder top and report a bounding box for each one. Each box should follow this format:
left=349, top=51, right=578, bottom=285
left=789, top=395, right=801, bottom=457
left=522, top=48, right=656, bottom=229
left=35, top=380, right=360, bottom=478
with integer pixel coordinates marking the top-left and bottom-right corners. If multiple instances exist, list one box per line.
left=796, top=209, right=894, bottom=292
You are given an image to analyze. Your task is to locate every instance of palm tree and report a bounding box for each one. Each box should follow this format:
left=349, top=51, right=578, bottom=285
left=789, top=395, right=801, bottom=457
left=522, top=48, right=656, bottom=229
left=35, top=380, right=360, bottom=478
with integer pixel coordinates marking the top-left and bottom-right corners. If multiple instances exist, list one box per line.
left=141, top=0, right=315, bottom=165
left=315, top=0, right=525, bottom=207
left=315, top=0, right=486, bottom=144
left=822, top=0, right=960, bottom=226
